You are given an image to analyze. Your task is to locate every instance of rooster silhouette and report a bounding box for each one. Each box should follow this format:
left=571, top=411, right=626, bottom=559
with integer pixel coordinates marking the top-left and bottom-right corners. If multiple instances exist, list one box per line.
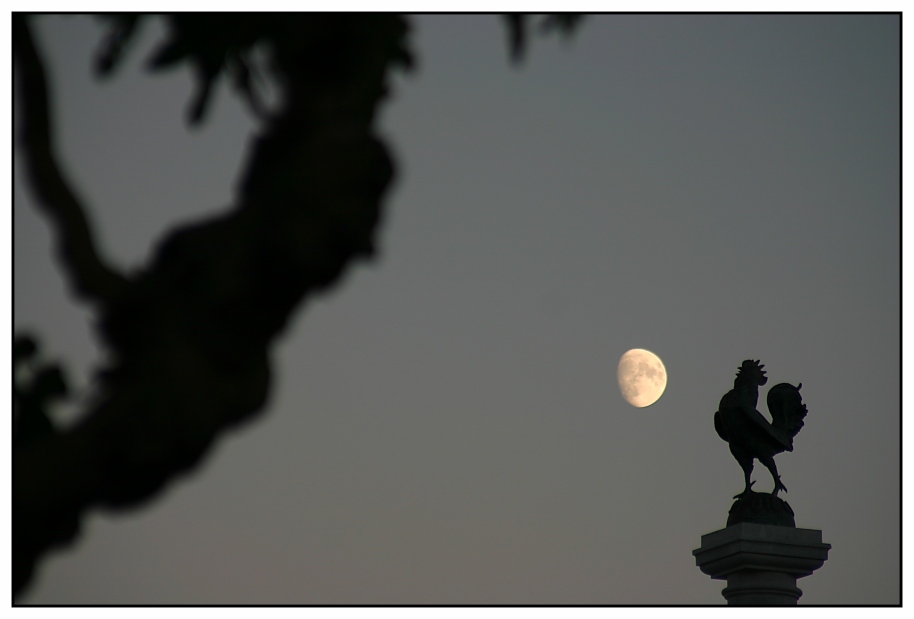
left=714, top=360, right=808, bottom=498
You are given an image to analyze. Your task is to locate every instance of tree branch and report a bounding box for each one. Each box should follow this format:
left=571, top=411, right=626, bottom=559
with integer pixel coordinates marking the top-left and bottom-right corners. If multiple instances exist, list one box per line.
left=13, top=14, right=128, bottom=305
left=13, top=14, right=410, bottom=600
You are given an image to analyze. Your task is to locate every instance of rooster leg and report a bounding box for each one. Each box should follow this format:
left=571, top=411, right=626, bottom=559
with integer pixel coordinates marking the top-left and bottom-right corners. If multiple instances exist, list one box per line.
left=733, top=459, right=755, bottom=499
left=759, top=455, right=787, bottom=496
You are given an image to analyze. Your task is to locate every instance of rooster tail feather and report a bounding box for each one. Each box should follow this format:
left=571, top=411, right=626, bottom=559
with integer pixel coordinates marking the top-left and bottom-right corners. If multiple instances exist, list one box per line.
left=767, top=382, right=807, bottom=442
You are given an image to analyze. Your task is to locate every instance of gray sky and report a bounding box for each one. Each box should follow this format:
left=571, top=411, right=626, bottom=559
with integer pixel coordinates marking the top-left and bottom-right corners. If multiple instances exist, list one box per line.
left=14, top=14, right=899, bottom=604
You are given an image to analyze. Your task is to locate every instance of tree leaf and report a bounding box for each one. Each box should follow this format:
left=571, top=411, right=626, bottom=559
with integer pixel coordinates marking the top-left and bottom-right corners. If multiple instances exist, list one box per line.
left=504, top=14, right=528, bottom=64
left=94, top=14, right=143, bottom=76
left=13, top=334, right=38, bottom=365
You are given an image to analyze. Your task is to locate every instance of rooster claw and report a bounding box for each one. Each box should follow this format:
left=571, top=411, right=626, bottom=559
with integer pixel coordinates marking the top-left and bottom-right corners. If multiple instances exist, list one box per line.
left=733, top=481, right=756, bottom=499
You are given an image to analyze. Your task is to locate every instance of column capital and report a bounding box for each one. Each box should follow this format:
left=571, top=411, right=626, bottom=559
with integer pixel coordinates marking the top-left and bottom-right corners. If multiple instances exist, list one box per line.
left=693, top=522, right=830, bottom=605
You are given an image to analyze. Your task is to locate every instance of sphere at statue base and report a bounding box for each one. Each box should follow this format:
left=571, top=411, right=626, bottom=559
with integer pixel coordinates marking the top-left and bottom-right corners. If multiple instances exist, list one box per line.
left=727, top=492, right=796, bottom=528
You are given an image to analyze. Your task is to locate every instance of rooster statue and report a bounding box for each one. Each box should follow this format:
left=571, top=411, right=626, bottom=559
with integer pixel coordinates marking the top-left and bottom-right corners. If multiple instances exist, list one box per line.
left=714, top=360, right=808, bottom=498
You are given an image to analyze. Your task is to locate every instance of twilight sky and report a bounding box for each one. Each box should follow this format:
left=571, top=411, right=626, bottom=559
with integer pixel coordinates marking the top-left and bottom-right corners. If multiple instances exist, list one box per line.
left=14, top=14, right=899, bottom=604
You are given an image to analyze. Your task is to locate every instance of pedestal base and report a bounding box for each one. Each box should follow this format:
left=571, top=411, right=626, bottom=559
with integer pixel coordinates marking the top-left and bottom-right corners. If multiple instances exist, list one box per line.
left=693, top=522, right=830, bottom=605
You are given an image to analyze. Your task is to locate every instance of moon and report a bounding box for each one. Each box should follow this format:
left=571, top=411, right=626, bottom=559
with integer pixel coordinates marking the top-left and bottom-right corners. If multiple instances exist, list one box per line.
left=617, top=349, right=667, bottom=408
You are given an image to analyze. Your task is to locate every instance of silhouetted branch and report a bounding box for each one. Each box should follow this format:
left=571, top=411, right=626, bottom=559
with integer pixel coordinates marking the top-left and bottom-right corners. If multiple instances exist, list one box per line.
left=14, top=13, right=575, bottom=599
left=13, top=15, right=128, bottom=306
left=13, top=13, right=411, bottom=599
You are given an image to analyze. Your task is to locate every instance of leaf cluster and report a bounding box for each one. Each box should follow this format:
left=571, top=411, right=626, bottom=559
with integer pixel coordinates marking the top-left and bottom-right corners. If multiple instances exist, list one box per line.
left=13, top=334, right=69, bottom=450
left=503, top=13, right=585, bottom=63
left=95, top=14, right=415, bottom=125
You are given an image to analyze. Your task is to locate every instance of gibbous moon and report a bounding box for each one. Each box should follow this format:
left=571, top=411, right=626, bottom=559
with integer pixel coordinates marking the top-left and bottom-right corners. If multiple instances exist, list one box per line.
left=618, top=349, right=667, bottom=408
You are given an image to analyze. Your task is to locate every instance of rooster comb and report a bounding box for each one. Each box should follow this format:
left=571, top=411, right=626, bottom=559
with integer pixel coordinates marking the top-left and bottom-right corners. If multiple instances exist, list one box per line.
left=737, top=359, right=766, bottom=376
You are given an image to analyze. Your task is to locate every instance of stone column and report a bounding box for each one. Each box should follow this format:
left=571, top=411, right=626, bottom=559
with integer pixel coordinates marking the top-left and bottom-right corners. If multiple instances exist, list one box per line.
left=693, top=522, right=830, bottom=605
